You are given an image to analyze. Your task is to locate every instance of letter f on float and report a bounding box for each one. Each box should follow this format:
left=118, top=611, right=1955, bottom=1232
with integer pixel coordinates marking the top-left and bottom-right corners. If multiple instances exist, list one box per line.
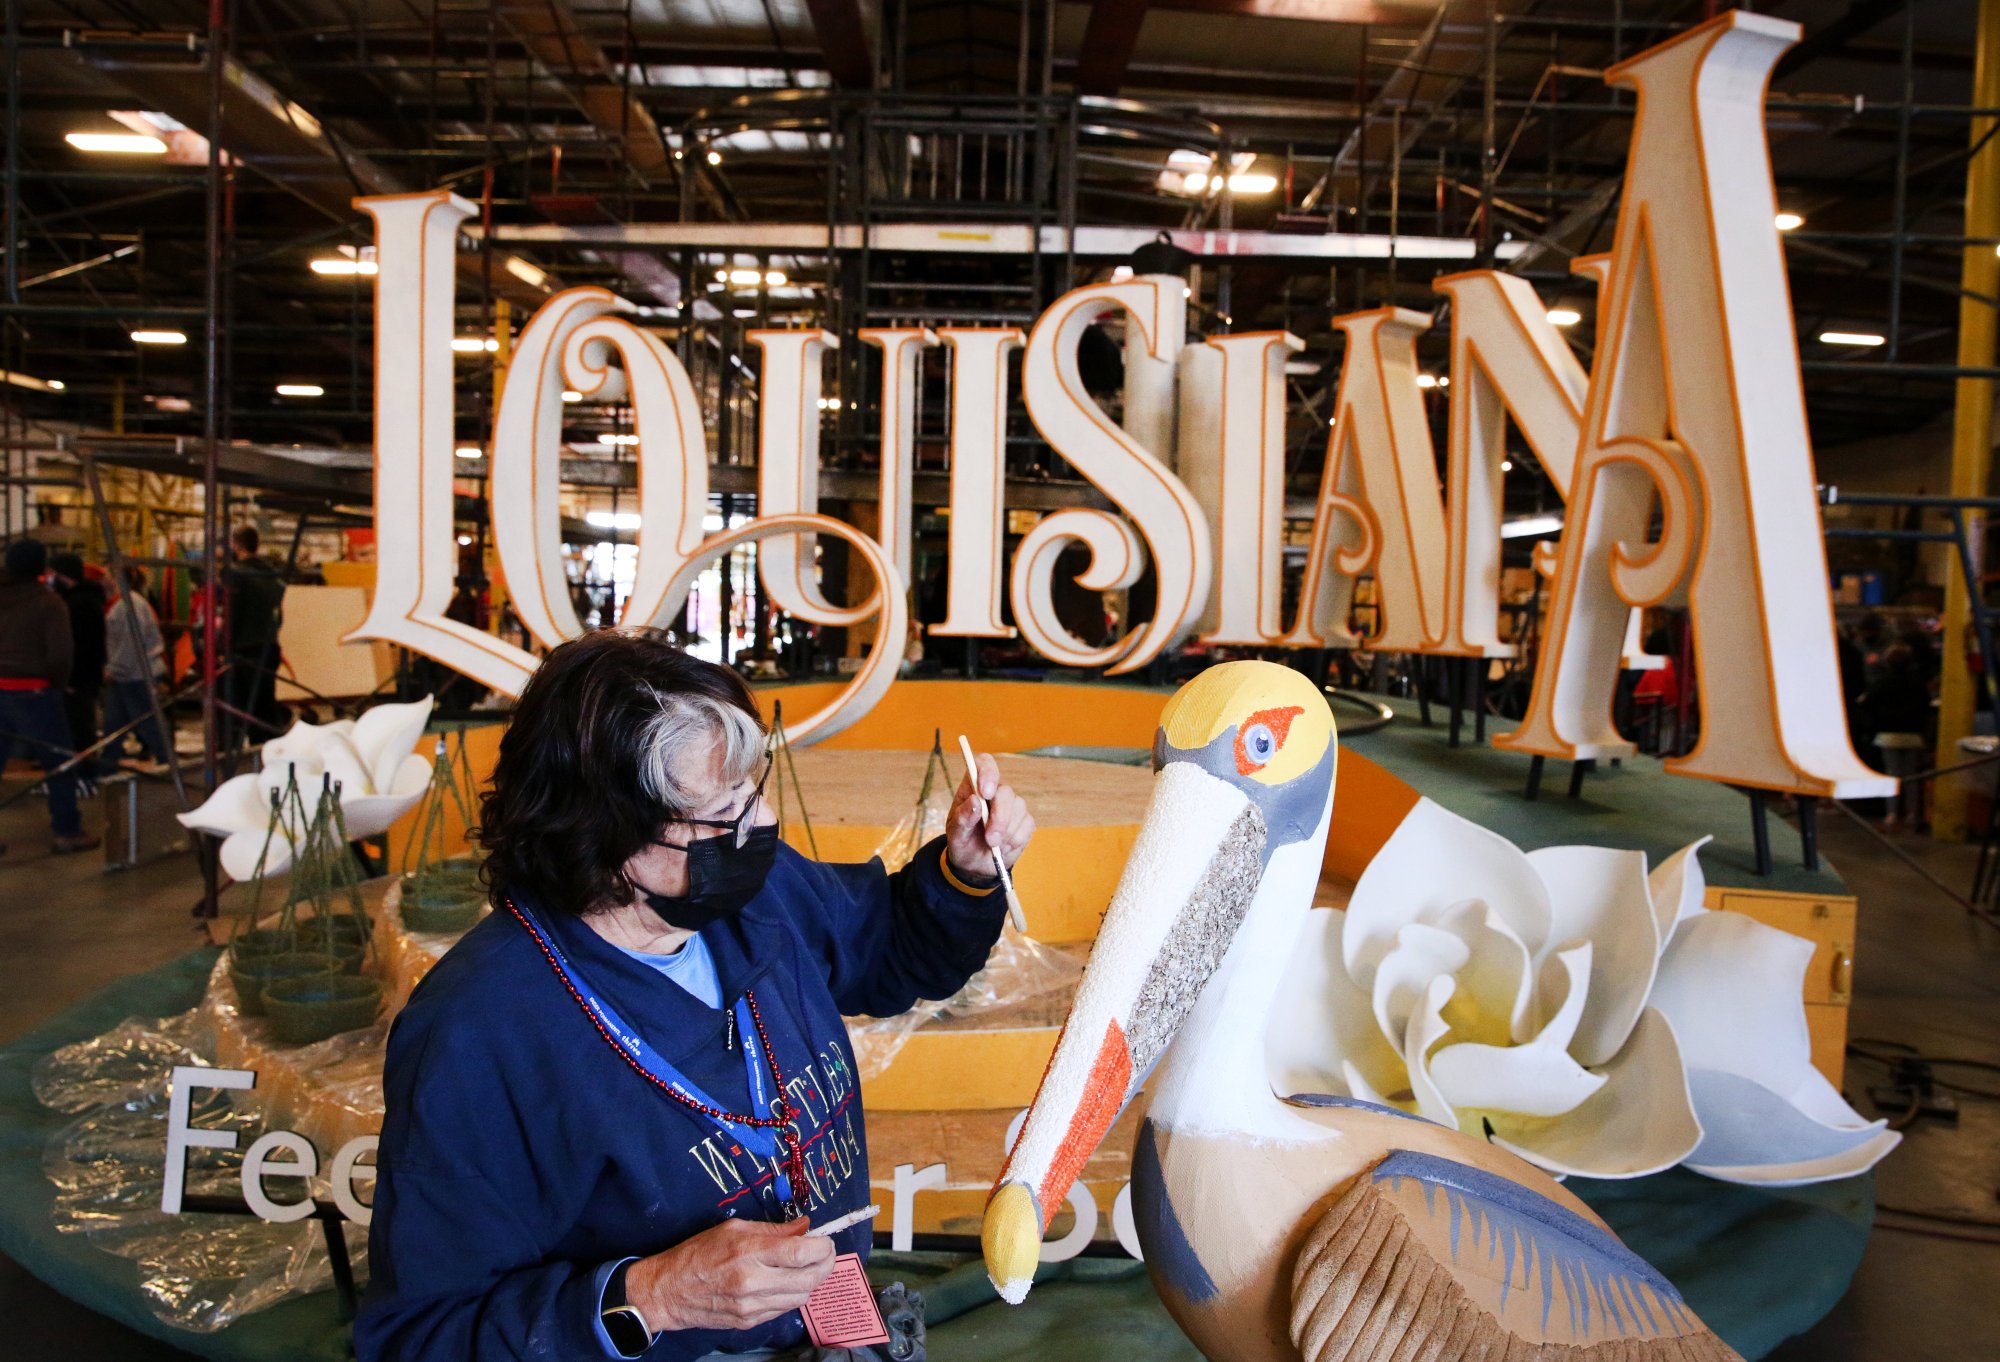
left=982, top=661, right=1337, bottom=1302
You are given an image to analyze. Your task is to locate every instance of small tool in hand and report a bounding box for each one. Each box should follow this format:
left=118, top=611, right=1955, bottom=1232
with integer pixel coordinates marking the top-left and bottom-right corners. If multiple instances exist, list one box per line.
left=956, top=735, right=1029, bottom=934
left=807, top=1204, right=882, bottom=1238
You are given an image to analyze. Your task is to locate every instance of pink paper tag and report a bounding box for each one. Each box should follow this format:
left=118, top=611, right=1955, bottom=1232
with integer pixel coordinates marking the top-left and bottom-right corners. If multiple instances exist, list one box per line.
left=801, top=1252, right=891, bottom=1350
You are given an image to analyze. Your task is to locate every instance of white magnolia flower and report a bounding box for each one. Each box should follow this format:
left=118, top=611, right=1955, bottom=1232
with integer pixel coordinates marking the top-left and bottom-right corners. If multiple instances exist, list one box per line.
left=1278, top=798, right=1898, bottom=1186
left=177, top=697, right=435, bottom=880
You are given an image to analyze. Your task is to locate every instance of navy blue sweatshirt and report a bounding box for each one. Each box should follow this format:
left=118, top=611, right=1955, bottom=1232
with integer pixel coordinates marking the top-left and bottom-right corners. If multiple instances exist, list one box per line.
left=357, top=838, right=1005, bottom=1361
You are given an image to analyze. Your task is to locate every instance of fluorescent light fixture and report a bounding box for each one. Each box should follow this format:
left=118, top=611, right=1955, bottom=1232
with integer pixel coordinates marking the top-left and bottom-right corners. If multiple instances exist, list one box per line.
left=585, top=510, right=643, bottom=530
left=1183, top=172, right=1208, bottom=194
left=1819, top=331, right=1885, bottom=347
left=765, top=270, right=787, bottom=286
left=1110, top=265, right=1134, bottom=283
left=1774, top=212, right=1804, bottom=231
left=1, top=371, right=64, bottom=393
left=454, top=446, right=482, bottom=459
left=1416, top=373, right=1440, bottom=389
left=457, top=534, right=473, bottom=546
left=131, top=329, right=186, bottom=345
left=1546, top=308, right=1581, bottom=327
left=47, top=379, right=65, bottom=391
left=275, top=383, right=324, bottom=397
left=706, top=150, right=722, bottom=165
left=602, top=432, right=640, bottom=445
left=451, top=336, right=499, bottom=353
left=1501, top=513, right=1565, bottom=539
left=67, top=131, right=166, bottom=154
left=1226, top=173, right=1277, bottom=194
left=727, top=267, right=762, bottom=285
left=310, top=258, right=377, bottom=276
left=1501, top=460, right=1514, bottom=472
left=561, top=389, right=583, bottom=403
left=715, top=268, right=729, bottom=281
left=505, top=256, right=549, bottom=289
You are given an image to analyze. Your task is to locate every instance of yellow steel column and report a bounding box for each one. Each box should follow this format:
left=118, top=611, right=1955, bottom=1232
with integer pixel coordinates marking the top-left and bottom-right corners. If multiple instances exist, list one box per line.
left=1934, top=0, right=2000, bottom=840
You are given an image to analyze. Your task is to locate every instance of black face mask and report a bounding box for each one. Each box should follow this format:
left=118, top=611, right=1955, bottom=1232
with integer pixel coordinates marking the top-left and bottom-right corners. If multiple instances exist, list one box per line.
left=638, top=822, right=779, bottom=931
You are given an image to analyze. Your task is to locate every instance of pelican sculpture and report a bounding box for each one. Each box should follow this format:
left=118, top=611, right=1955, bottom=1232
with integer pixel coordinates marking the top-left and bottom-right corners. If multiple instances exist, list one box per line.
left=982, top=661, right=1739, bottom=1361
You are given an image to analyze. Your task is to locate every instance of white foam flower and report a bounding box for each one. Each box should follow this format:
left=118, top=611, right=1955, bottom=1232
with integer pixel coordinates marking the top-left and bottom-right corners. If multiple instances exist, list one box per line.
left=1274, top=798, right=1898, bottom=1186
left=177, top=697, right=435, bottom=880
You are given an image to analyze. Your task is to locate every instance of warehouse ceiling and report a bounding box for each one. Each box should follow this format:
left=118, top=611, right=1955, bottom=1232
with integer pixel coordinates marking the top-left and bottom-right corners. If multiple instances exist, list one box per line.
left=0, top=0, right=1990, bottom=510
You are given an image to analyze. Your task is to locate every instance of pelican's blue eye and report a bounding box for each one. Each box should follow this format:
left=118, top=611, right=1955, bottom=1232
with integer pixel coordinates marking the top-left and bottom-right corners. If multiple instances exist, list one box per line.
left=1243, top=722, right=1276, bottom=765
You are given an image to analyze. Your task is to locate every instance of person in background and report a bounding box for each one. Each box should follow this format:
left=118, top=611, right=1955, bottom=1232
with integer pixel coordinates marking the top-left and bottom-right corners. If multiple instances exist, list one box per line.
left=1861, top=641, right=1933, bottom=829
left=103, top=564, right=172, bottom=771
left=222, top=526, right=286, bottom=749
left=0, top=539, right=99, bottom=857
left=47, top=553, right=107, bottom=794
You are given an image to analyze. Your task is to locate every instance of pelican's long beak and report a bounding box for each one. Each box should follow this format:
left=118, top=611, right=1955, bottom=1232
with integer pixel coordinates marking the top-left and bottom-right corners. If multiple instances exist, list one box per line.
left=982, top=759, right=1267, bottom=1302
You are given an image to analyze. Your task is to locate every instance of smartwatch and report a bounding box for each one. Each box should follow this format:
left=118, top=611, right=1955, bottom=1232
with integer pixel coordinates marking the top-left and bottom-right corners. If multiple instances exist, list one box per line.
left=599, top=1258, right=656, bottom=1356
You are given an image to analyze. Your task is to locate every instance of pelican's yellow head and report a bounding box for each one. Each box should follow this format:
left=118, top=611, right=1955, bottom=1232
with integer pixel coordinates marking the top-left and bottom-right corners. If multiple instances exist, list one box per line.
left=982, top=661, right=1338, bottom=1303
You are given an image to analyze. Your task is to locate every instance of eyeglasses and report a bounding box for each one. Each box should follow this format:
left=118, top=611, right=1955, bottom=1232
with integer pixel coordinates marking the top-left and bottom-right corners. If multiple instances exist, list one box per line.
left=652, top=754, right=773, bottom=852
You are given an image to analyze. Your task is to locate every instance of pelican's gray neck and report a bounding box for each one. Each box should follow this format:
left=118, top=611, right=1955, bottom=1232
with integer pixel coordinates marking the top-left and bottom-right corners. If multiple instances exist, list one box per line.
left=1145, top=791, right=1334, bottom=1142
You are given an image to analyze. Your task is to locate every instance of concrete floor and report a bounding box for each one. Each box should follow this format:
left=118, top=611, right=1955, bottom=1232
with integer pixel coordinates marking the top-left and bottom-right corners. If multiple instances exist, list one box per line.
left=1, top=769, right=1997, bottom=1359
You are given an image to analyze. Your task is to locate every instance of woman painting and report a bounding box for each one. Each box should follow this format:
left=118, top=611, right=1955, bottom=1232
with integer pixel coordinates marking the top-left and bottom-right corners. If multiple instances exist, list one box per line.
left=358, top=628, right=1034, bottom=1360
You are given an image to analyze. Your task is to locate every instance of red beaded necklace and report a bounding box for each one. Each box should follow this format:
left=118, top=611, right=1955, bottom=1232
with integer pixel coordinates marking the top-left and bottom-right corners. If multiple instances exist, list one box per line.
left=505, top=896, right=809, bottom=1216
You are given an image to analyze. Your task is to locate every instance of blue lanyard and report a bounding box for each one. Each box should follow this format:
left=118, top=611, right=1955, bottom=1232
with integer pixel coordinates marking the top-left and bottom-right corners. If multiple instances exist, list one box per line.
left=507, top=898, right=797, bottom=1208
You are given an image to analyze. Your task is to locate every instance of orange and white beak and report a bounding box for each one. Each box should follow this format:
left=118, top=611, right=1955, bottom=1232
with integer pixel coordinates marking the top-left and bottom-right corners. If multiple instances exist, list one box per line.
left=981, top=759, right=1266, bottom=1302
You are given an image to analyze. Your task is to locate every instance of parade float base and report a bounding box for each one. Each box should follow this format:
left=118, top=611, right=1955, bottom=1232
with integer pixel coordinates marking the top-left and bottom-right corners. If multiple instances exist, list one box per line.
left=0, top=947, right=1875, bottom=1362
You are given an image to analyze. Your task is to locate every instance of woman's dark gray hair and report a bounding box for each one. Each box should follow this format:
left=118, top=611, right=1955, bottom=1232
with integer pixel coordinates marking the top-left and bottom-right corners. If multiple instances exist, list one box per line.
left=478, top=628, right=767, bottom=916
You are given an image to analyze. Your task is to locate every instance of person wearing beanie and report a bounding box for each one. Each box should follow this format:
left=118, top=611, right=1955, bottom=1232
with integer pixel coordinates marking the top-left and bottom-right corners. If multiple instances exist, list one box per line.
left=47, top=551, right=109, bottom=791
left=0, top=539, right=98, bottom=855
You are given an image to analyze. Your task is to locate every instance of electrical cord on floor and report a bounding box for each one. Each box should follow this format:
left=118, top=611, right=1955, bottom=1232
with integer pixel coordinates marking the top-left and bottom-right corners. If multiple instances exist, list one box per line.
left=1874, top=1219, right=2000, bottom=1246
left=1849, top=1038, right=2000, bottom=1102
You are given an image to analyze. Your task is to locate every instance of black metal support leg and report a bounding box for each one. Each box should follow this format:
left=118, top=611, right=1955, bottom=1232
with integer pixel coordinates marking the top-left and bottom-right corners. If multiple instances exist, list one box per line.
left=1799, top=796, right=1820, bottom=873
left=1525, top=755, right=1545, bottom=801
left=1473, top=660, right=1487, bottom=743
left=1448, top=658, right=1464, bottom=748
left=321, top=1213, right=358, bottom=1322
left=1417, top=655, right=1433, bottom=727
left=1749, top=787, right=1773, bottom=878
left=1567, top=757, right=1594, bottom=799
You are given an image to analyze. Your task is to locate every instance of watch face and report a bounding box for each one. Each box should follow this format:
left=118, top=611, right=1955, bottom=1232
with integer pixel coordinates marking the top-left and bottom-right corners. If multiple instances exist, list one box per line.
left=602, top=1305, right=652, bottom=1354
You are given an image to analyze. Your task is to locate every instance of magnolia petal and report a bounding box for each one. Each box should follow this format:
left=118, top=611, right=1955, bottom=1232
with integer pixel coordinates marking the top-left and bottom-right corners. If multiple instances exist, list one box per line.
left=1682, top=1068, right=1900, bottom=1186
left=1647, top=837, right=1712, bottom=947
left=1434, top=899, right=1536, bottom=1045
left=384, top=752, right=434, bottom=799
left=1345, top=798, right=1553, bottom=987
left=175, top=772, right=273, bottom=838
left=1429, top=943, right=1602, bottom=1117
left=1403, top=974, right=1460, bottom=1131
left=1340, top=1061, right=1396, bottom=1109
left=350, top=696, right=435, bottom=795
left=1267, top=909, right=1407, bottom=1105
left=340, top=788, right=429, bottom=842
left=1650, top=910, right=1815, bottom=1096
left=219, top=826, right=298, bottom=881
left=1370, top=923, right=1470, bottom=1052
left=1524, top=844, right=1658, bottom=1066
left=1489, top=1008, right=1701, bottom=1179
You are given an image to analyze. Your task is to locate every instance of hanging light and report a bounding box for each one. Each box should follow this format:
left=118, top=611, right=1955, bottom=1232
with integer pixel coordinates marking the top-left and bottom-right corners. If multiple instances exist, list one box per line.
left=131, top=330, right=187, bottom=345
left=1546, top=308, right=1581, bottom=327
left=67, top=131, right=166, bottom=154
left=1774, top=212, right=1804, bottom=231
left=275, top=383, right=324, bottom=397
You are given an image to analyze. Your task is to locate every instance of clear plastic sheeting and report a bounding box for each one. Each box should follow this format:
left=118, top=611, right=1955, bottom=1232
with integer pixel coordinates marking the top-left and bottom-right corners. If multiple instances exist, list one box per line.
left=32, top=1011, right=369, bottom=1333
left=844, top=755, right=1082, bottom=1080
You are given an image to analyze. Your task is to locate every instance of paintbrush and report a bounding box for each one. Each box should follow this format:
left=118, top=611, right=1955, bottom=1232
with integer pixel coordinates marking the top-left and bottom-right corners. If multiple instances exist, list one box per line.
left=807, top=1204, right=881, bottom=1238
left=957, top=735, right=1030, bottom=934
